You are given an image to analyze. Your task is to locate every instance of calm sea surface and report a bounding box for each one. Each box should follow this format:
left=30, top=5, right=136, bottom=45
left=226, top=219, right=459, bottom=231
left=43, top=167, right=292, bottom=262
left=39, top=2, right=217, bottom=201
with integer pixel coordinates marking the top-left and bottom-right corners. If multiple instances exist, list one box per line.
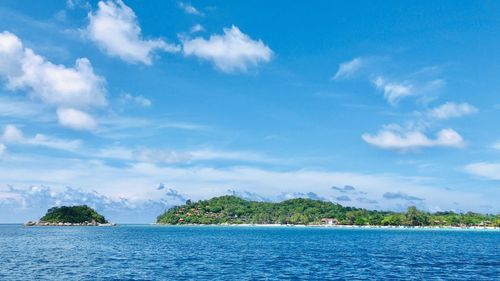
left=0, top=225, right=498, bottom=280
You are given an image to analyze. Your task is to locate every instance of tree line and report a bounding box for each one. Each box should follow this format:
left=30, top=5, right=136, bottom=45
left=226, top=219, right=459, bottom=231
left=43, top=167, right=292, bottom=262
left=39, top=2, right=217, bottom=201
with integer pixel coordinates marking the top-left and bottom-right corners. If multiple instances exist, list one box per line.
left=157, top=196, right=500, bottom=227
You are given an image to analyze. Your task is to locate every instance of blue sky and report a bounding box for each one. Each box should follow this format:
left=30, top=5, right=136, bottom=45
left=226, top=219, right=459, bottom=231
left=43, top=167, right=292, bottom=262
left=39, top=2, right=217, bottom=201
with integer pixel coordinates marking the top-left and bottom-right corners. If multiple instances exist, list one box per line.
left=0, top=0, right=499, bottom=222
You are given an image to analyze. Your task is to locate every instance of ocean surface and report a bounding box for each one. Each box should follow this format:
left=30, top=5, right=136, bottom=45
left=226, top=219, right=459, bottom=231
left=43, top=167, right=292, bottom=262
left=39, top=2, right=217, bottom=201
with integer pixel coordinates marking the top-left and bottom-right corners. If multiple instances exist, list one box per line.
left=0, top=225, right=499, bottom=280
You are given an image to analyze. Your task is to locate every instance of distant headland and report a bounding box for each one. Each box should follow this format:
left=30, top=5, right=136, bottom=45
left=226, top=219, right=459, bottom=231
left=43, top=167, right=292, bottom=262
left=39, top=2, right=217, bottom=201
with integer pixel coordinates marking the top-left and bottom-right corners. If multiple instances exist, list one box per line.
left=25, top=205, right=115, bottom=226
left=157, top=196, right=500, bottom=228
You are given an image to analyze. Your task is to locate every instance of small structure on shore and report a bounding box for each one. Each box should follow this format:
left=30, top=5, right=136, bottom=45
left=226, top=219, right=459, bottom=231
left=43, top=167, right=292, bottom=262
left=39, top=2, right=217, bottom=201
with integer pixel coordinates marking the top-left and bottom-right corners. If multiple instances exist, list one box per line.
left=478, top=221, right=492, bottom=227
left=320, top=218, right=339, bottom=225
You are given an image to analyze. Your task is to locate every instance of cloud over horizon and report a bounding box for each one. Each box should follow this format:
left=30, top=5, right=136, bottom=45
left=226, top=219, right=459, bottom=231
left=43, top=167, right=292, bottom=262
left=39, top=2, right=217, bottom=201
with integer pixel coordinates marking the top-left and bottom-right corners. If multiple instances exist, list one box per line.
left=0, top=185, right=187, bottom=223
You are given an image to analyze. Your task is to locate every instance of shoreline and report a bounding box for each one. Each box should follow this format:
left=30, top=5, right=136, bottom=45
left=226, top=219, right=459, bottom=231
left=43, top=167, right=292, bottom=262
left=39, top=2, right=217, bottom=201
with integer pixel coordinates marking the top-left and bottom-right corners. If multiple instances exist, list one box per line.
left=155, top=223, right=500, bottom=231
left=24, top=221, right=116, bottom=227
left=7, top=223, right=498, bottom=231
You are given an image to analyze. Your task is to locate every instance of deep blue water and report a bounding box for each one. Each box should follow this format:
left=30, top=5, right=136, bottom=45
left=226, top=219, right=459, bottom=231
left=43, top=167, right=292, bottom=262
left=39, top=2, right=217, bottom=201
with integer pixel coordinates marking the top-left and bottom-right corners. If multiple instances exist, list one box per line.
left=0, top=225, right=499, bottom=280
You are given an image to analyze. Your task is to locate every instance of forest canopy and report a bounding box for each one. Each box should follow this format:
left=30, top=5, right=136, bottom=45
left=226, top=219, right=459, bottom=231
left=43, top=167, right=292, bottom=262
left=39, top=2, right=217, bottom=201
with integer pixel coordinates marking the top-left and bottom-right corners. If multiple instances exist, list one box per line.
left=40, top=205, right=108, bottom=224
left=157, top=196, right=499, bottom=227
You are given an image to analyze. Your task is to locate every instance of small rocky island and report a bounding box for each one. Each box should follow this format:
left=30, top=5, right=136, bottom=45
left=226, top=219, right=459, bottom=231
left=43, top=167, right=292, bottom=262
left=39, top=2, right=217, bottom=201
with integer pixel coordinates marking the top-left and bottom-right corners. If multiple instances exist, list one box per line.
left=25, top=205, right=115, bottom=226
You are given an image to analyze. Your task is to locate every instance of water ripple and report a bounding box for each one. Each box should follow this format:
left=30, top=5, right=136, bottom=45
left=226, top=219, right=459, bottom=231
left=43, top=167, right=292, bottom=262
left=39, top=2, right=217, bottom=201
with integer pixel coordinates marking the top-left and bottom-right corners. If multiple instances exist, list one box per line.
left=0, top=225, right=498, bottom=280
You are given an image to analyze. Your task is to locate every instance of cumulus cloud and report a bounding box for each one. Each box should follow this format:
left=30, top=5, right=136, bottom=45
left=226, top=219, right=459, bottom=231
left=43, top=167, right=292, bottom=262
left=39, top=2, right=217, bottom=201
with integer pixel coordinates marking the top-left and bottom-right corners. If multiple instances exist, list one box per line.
left=179, top=2, right=202, bottom=16
left=0, top=32, right=106, bottom=108
left=0, top=31, right=105, bottom=130
left=1, top=124, right=81, bottom=151
left=87, top=0, right=180, bottom=64
left=429, top=102, right=477, bottom=119
left=383, top=192, right=424, bottom=201
left=362, top=126, right=465, bottom=151
left=465, top=162, right=500, bottom=180
left=2, top=125, right=23, bottom=142
left=56, top=108, right=98, bottom=130
left=0, top=185, right=186, bottom=223
left=182, top=25, right=272, bottom=73
left=372, top=76, right=413, bottom=105
left=0, top=156, right=494, bottom=217
left=332, top=57, right=363, bottom=80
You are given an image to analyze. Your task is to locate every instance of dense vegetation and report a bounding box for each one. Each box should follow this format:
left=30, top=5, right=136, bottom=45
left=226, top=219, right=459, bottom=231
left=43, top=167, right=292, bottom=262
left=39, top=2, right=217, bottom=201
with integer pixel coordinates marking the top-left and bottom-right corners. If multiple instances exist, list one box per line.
left=40, top=205, right=108, bottom=224
left=157, top=196, right=500, bottom=227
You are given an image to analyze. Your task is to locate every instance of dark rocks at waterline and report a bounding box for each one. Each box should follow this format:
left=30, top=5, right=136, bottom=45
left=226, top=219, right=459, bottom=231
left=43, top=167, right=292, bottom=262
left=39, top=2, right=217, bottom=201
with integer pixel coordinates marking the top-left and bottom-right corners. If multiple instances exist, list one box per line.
left=24, top=220, right=116, bottom=227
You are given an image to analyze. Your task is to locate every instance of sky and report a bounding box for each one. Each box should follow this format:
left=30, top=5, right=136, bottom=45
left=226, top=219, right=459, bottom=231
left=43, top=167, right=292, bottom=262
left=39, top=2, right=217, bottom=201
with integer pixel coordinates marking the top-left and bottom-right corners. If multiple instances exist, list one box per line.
left=0, top=0, right=499, bottom=223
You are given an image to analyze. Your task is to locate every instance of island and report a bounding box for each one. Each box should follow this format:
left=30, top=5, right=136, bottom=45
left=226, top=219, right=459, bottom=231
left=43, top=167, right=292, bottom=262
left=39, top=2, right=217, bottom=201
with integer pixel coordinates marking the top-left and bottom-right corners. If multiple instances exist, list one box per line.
left=25, top=205, right=115, bottom=226
left=157, top=195, right=500, bottom=228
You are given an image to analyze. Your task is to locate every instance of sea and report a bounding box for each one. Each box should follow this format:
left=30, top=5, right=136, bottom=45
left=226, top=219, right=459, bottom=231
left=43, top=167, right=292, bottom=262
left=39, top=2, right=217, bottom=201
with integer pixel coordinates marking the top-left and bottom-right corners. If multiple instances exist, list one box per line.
left=0, top=224, right=498, bottom=280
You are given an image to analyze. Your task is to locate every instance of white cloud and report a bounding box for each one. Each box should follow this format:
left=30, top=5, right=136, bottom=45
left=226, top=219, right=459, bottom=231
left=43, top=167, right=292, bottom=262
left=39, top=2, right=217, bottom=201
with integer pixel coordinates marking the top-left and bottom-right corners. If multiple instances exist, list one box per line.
left=119, top=93, right=151, bottom=107
left=57, top=108, right=98, bottom=131
left=0, top=143, right=5, bottom=156
left=362, top=126, right=465, bottom=151
left=179, top=2, right=202, bottom=16
left=87, top=0, right=180, bottom=64
left=190, top=24, right=204, bottom=34
left=0, top=185, right=184, bottom=223
left=0, top=31, right=105, bottom=131
left=332, top=57, right=363, bottom=80
left=2, top=125, right=23, bottom=142
left=465, top=162, right=500, bottom=180
left=1, top=124, right=81, bottom=151
left=182, top=26, right=273, bottom=73
left=0, top=31, right=106, bottom=109
left=0, top=157, right=493, bottom=217
left=429, top=102, right=478, bottom=119
left=372, top=76, right=413, bottom=105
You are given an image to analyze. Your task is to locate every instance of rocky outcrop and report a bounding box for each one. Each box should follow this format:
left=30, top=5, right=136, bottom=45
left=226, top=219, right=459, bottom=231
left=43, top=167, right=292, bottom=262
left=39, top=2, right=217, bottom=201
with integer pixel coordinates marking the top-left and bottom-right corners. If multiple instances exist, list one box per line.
left=24, top=220, right=116, bottom=226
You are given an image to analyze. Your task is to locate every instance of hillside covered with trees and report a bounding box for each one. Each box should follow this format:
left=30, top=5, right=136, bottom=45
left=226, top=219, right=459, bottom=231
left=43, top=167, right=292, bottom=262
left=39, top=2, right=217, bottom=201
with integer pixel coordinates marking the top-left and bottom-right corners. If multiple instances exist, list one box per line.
left=40, top=205, right=108, bottom=224
left=157, top=196, right=500, bottom=227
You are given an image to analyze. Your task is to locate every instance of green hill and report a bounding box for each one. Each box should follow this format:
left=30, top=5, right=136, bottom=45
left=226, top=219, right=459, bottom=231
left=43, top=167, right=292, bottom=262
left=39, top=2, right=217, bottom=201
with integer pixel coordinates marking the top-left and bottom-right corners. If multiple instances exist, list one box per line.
left=157, top=195, right=500, bottom=227
left=40, top=205, right=108, bottom=224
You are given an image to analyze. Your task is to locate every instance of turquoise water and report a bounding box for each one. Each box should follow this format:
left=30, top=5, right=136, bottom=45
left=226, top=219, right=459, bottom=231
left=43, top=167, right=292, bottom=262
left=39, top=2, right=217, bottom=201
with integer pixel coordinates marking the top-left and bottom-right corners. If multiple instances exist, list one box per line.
left=0, top=225, right=498, bottom=280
